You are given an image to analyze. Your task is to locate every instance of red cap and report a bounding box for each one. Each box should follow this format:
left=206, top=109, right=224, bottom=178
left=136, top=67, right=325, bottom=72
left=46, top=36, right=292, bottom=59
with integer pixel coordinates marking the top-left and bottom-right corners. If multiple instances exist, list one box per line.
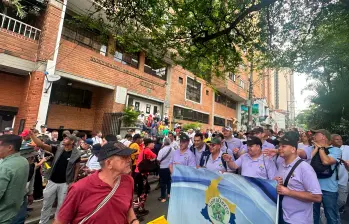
left=20, top=130, right=30, bottom=137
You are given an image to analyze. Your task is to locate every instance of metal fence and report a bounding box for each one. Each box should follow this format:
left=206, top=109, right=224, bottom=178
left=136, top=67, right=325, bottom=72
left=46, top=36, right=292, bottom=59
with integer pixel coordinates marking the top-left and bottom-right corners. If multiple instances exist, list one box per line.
left=0, top=13, right=41, bottom=40
left=101, top=112, right=123, bottom=136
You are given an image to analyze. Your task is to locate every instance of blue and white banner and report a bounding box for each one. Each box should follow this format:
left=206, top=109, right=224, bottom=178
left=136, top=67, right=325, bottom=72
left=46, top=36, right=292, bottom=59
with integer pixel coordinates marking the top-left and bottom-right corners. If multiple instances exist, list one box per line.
left=167, top=165, right=278, bottom=224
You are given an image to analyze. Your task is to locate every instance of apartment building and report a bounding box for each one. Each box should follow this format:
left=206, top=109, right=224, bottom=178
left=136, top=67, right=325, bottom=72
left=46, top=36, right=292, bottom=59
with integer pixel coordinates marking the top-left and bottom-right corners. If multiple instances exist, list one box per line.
left=0, top=0, right=271, bottom=134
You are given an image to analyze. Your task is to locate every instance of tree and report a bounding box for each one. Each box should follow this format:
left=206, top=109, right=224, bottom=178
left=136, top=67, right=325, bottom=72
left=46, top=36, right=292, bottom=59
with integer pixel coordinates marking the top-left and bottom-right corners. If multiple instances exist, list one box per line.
left=85, top=0, right=334, bottom=81
left=285, top=1, right=349, bottom=134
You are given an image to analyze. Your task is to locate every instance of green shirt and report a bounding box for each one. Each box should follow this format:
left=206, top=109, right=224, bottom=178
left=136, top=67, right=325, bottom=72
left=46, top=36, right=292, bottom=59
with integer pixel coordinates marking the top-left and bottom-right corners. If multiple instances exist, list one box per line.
left=0, top=153, right=29, bottom=224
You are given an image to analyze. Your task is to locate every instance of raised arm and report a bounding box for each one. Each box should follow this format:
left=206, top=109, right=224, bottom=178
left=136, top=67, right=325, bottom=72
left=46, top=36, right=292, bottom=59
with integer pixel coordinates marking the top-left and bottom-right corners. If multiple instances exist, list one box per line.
left=29, top=131, right=52, bottom=152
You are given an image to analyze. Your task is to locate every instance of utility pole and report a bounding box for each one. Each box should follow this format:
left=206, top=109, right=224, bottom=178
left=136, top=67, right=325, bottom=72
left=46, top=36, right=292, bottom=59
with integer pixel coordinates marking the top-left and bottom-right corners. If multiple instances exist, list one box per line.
left=247, top=51, right=254, bottom=131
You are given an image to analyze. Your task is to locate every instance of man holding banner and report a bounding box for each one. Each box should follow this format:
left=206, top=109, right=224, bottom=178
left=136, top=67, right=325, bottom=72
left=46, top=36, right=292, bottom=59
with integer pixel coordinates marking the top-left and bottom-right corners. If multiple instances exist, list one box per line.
left=275, top=131, right=322, bottom=224
left=223, top=136, right=277, bottom=180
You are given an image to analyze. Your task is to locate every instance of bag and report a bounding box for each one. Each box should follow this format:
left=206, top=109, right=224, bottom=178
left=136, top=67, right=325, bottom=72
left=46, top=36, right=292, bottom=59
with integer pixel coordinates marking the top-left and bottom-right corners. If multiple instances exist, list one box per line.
left=311, top=147, right=339, bottom=179
left=138, top=150, right=159, bottom=173
left=78, top=176, right=121, bottom=224
left=278, top=159, right=303, bottom=224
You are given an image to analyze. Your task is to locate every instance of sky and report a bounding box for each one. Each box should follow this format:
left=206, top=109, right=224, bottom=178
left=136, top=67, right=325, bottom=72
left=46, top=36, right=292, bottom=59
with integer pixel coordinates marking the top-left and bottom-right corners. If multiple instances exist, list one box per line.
left=293, top=73, right=313, bottom=114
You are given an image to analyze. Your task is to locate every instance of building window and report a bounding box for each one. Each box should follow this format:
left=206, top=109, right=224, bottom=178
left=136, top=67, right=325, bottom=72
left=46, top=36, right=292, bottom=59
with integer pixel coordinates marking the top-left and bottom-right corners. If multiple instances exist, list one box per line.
left=179, top=77, right=183, bottom=84
left=186, top=77, right=201, bottom=103
left=206, top=90, right=209, bottom=95
left=173, top=106, right=209, bottom=124
left=229, top=73, right=236, bottom=82
left=144, top=56, right=167, bottom=80
left=227, top=120, right=233, bottom=128
left=214, top=116, right=225, bottom=126
left=215, top=93, right=237, bottom=110
left=114, top=43, right=139, bottom=69
left=62, top=13, right=107, bottom=53
left=239, top=79, right=245, bottom=89
left=50, top=83, right=93, bottom=109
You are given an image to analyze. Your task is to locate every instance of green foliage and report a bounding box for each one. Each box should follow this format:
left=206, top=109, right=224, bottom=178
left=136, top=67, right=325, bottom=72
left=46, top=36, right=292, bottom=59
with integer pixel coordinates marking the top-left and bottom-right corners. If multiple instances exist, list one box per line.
left=91, top=0, right=331, bottom=81
left=122, top=107, right=140, bottom=127
left=182, top=122, right=202, bottom=131
left=2, top=0, right=47, bottom=18
left=285, top=1, right=349, bottom=135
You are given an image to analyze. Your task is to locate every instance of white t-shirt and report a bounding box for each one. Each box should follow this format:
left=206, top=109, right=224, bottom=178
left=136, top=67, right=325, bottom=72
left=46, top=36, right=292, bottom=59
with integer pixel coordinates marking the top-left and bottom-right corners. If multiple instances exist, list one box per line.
left=338, top=145, right=349, bottom=186
left=120, top=139, right=131, bottom=147
left=86, top=155, right=101, bottom=170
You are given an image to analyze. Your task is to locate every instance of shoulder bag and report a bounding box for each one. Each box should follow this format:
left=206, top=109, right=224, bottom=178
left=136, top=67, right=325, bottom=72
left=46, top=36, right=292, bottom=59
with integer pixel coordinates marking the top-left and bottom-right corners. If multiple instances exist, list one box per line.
left=278, top=159, right=303, bottom=224
left=78, top=176, right=121, bottom=224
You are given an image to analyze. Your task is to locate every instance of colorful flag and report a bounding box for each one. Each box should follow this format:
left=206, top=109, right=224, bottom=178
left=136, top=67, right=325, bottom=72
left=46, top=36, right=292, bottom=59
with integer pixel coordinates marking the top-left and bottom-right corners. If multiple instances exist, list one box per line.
left=167, top=165, right=278, bottom=224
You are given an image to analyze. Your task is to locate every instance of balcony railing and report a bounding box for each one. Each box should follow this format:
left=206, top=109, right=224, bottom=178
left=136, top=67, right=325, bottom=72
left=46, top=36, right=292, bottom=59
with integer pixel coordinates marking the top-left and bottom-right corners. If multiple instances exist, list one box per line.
left=0, top=13, right=41, bottom=41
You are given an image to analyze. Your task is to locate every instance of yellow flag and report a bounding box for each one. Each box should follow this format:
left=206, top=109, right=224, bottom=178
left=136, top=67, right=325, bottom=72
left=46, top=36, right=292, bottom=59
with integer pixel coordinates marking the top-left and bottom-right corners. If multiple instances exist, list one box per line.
left=147, top=216, right=168, bottom=224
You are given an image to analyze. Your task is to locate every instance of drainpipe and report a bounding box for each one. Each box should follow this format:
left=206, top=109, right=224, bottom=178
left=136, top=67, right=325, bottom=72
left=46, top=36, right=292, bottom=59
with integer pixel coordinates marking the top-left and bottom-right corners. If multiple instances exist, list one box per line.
left=36, top=0, right=68, bottom=130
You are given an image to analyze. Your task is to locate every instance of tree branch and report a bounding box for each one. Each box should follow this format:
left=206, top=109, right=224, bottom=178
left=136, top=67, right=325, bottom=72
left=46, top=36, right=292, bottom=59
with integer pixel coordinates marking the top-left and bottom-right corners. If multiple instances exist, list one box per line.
left=193, top=0, right=278, bottom=44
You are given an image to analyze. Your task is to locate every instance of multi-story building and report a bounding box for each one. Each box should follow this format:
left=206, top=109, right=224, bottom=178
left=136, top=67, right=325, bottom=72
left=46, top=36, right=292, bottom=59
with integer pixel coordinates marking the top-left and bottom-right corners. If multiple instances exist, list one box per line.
left=269, top=69, right=296, bottom=131
left=0, top=0, right=272, bottom=134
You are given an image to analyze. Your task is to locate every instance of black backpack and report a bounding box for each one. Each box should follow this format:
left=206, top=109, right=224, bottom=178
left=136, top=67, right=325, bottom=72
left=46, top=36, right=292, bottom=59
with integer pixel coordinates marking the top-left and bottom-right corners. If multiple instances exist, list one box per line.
left=310, top=147, right=339, bottom=179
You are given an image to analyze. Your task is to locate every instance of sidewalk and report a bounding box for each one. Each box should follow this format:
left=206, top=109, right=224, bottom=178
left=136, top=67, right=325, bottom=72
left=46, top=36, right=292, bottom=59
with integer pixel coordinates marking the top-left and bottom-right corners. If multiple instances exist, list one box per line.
left=24, top=175, right=159, bottom=224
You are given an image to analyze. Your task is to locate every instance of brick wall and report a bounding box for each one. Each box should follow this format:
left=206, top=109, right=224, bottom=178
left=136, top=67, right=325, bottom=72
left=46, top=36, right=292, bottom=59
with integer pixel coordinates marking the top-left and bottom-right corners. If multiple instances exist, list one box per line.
left=0, top=72, right=26, bottom=108
left=56, top=41, right=166, bottom=101
left=169, top=66, right=214, bottom=126
left=0, top=30, right=39, bottom=61
left=37, top=4, right=62, bottom=61
left=15, top=71, right=45, bottom=132
left=214, top=103, right=237, bottom=121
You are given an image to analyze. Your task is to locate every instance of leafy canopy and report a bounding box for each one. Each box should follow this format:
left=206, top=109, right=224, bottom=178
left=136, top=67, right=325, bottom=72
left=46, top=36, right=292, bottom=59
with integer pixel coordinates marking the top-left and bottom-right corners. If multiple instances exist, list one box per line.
left=90, top=0, right=333, bottom=81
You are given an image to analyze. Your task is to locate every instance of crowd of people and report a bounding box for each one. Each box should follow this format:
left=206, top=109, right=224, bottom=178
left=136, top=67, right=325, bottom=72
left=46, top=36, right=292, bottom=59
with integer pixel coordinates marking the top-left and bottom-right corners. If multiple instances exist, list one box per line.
left=0, top=122, right=348, bottom=224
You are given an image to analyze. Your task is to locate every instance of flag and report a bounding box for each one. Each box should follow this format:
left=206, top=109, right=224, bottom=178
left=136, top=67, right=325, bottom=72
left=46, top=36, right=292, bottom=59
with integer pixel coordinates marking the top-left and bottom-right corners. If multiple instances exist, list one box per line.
left=167, top=165, right=278, bottom=224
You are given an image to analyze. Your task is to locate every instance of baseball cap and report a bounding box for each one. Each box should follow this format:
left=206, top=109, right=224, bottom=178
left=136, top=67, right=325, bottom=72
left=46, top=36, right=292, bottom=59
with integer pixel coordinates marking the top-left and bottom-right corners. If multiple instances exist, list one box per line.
left=40, top=124, right=47, bottom=128
left=222, top=126, right=232, bottom=131
left=207, top=137, right=221, bottom=145
left=246, top=136, right=262, bottom=147
left=64, top=134, right=77, bottom=143
left=19, top=130, right=30, bottom=137
left=279, top=131, right=299, bottom=149
left=98, top=141, right=136, bottom=162
left=310, top=129, right=331, bottom=141
left=252, top=127, right=264, bottom=134
left=180, top=133, right=190, bottom=142
left=19, top=143, right=38, bottom=158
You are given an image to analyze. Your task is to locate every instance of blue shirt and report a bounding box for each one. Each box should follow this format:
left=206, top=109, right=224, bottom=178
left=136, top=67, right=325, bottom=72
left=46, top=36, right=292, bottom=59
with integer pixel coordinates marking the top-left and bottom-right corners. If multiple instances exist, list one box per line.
left=318, top=146, right=342, bottom=192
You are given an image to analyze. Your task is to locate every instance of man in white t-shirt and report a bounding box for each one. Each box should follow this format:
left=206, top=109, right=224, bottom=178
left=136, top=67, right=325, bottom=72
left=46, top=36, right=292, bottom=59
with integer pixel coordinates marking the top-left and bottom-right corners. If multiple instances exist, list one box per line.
left=86, top=144, right=102, bottom=171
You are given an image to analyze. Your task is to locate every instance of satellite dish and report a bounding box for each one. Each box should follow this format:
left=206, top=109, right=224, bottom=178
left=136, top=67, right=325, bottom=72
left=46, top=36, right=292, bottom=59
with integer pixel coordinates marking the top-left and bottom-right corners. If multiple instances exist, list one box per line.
left=46, top=73, right=61, bottom=81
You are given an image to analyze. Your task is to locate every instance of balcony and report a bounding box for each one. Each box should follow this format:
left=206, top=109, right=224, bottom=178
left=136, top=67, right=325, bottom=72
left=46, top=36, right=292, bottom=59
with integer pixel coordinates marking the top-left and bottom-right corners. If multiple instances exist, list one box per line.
left=0, top=13, right=41, bottom=41
left=212, top=75, right=248, bottom=102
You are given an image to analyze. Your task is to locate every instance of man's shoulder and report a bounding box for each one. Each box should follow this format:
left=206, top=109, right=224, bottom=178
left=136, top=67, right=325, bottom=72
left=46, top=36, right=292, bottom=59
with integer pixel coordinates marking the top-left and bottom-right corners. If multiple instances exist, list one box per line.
left=121, top=174, right=134, bottom=185
left=329, top=146, right=341, bottom=156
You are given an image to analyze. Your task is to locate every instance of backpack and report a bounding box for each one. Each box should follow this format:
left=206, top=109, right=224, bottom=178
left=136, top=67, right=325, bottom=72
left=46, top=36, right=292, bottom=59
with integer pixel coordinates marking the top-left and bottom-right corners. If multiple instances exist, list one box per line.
left=310, top=147, right=339, bottom=179
left=200, top=151, right=227, bottom=171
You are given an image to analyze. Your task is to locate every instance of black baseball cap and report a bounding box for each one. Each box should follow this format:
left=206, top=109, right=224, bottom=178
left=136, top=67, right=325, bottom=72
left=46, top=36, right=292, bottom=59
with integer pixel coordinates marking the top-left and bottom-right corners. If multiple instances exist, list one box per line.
left=179, top=133, right=190, bottom=142
left=98, top=141, right=136, bottom=162
left=279, top=131, right=299, bottom=149
left=40, top=124, right=47, bottom=128
left=246, top=136, right=262, bottom=147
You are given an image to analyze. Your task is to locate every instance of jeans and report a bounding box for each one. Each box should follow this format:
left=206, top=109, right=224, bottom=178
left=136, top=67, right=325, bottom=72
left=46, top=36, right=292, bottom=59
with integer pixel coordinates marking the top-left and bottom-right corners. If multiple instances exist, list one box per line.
left=313, top=190, right=339, bottom=224
left=337, top=184, right=349, bottom=210
left=159, top=168, right=171, bottom=199
left=11, top=196, right=27, bottom=224
left=39, top=181, right=68, bottom=224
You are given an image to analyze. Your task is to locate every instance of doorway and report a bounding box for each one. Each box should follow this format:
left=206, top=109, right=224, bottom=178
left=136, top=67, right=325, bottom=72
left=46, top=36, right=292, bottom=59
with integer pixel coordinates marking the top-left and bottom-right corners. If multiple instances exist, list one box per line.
left=0, top=106, right=18, bottom=131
